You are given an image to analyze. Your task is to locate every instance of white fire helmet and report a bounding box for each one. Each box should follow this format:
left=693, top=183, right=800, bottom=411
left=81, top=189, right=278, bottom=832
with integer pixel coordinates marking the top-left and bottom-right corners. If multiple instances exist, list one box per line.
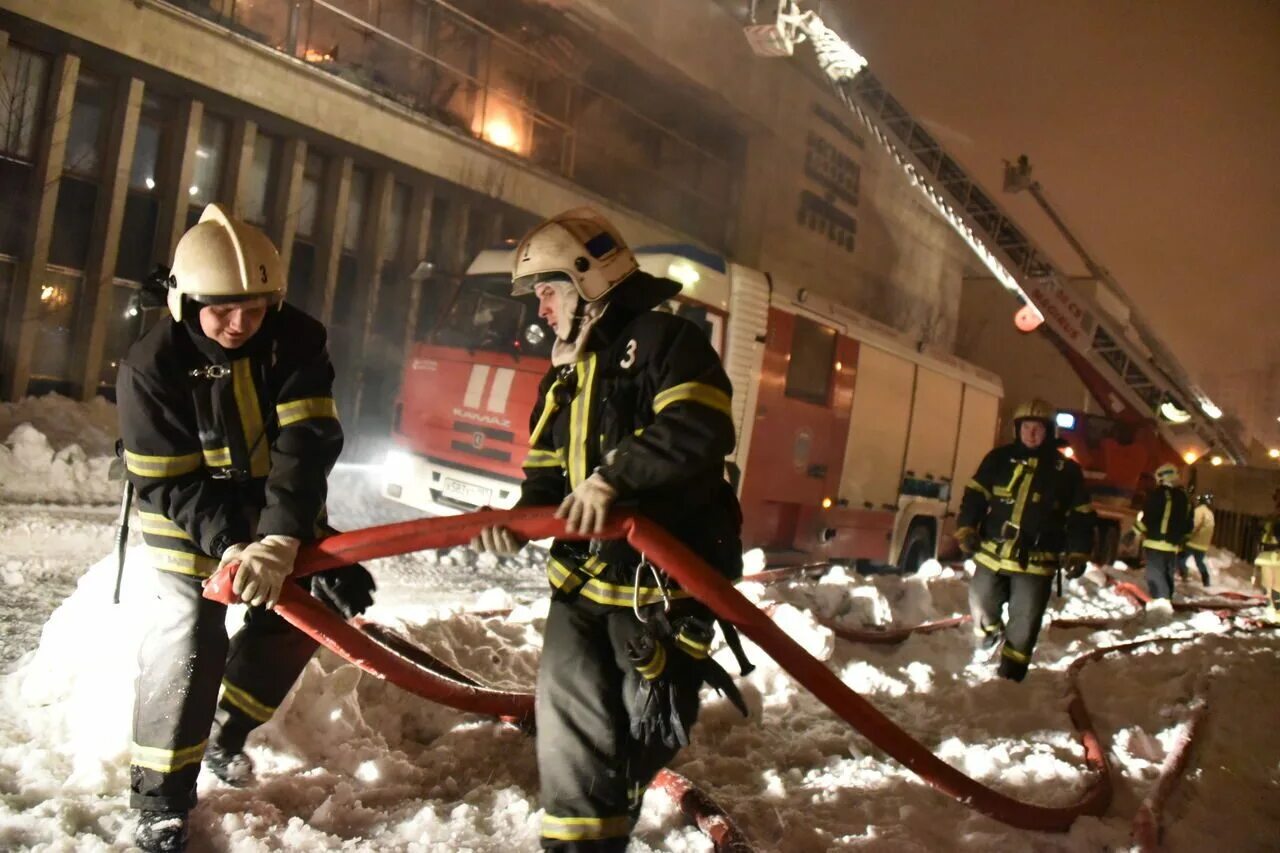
left=1154, top=463, right=1180, bottom=486
left=168, top=203, right=285, bottom=321
left=511, top=207, right=638, bottom=302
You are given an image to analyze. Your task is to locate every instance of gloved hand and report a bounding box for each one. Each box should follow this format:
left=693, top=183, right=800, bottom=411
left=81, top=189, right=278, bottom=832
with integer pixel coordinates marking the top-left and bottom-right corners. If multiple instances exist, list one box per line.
left=624, top=614, right=748, bottom=750
left=1064, top=553, right=1090, bottom=579
left=231, top=535, right=299, bottom=609
left=955, top=526, right=979, bottom=557
left=218, top=542, right=248, bottom=569
left=470, top=526, right=524, bottom=556
left=556, top=472, right=617, bottom=535
left=311, top=563, right=377, bottom=620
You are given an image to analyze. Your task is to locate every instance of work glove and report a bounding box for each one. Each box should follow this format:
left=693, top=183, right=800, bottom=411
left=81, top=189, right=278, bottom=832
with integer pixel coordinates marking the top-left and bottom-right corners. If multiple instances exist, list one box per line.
left=311, top=563, right=377, bottom=620
left=624, top=612, right=748, bottom=750
left=556, top=472, right=617, bottom=535
left=231, top=535, right=299, bottom=609
left=1064, top=553, right=1090, bottom=579
left=955, top=526, right=979, bottom=557
left=470, top=526, right=524, bottom=556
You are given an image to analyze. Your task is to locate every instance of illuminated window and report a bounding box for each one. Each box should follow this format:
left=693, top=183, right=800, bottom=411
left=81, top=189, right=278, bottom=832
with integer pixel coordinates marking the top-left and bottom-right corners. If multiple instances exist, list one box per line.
left=785, top=315, right=837, bottom=405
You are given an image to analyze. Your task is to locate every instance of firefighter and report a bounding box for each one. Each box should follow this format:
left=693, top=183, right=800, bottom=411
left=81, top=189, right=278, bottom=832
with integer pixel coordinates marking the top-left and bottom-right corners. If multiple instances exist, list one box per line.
left=1180, top=492, right=1214, bottom=586
left=1256, top=488, right=1280, bottom=625
left=1132, top=463, right=1191, bottom=600
left=954, top=399, right=1095, bottom=682
left=118, top=204, right=373, bottom=852
left=471, top=208, right=748, bottom=851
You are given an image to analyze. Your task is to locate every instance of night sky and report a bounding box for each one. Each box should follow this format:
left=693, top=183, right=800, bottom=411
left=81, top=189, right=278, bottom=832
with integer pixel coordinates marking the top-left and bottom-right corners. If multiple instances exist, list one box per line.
left=828, top=0, right=1280, bottom=452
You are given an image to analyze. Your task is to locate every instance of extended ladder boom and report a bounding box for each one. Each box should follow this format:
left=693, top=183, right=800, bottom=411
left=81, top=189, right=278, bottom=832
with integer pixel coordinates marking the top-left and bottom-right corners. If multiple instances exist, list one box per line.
left=747, top=3, right=1246, bottom=463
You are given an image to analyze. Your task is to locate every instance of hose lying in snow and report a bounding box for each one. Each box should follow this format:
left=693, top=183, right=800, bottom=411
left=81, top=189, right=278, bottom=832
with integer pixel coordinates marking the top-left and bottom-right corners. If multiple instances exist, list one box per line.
left=204, top=508, right=1110, bottom=833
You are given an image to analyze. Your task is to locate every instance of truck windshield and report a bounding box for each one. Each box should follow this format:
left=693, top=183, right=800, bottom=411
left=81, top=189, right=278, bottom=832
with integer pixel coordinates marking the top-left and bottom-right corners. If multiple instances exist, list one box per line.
left=429, top=275, right=553, bottom=358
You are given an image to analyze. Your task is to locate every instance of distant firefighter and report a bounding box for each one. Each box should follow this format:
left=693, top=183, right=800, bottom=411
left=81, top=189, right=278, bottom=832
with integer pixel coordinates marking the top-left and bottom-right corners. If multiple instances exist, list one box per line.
left=1133, top=463, right=1191, bottom=600
left=955, top=399, right=1095, bottom=682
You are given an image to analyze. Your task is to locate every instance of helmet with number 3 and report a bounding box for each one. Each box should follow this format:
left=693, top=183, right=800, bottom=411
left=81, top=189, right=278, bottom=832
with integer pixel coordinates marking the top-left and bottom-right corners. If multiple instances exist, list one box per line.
left=168, top=203, right=285, bottom=321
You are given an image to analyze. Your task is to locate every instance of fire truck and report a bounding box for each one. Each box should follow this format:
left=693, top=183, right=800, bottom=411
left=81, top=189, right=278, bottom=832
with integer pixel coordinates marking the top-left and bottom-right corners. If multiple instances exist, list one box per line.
left=382, top=242, right=1009, bottom=571
left=382, top=4, right=1246, bottom=571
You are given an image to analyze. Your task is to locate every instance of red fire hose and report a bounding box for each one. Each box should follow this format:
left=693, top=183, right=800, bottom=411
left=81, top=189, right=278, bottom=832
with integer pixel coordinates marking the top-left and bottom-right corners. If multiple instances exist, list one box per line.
left=204, top=508, right=1110, bottom=832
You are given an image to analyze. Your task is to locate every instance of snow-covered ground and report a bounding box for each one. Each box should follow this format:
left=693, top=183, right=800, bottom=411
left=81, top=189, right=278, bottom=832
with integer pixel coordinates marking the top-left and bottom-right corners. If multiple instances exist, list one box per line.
left=0, top=397, right=1277, bottom=852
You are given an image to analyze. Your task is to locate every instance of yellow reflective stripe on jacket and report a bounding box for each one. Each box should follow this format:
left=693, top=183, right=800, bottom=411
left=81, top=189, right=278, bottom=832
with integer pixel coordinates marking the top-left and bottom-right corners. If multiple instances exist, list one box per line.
left=567, top=355, right=597, bottom=488
left=652, top=381, right=732, bottom=419
left=202, top=446, right=232, bottom=467
left=277, top=396, right=339, bottom=427
left=635, top=642, right=667, bottom=680
left=1160, top=494, right=1173, bottom=535
left=1255, top=550, right=1280, bottom=567
left=974, top=543, right=1056, bottom=577
left=150, top=546, right=218, bottom=578
left=541, top=814, right=632, bottom=842
left=124, top=450, right=202, bottom=478
left=579, top=577, right=691, bottom=608
left=220, top=679, right=276, bottom=723
left=528, top=380, right=562, bottom=448
left=131, top=739, right=207, bottom=773
left=139, top=511, right=192, bottom=541
left=966, top=479, right=992, bottom=499
left=1009, top=458, right=1037, bottom=527
left=1143, top=539, right=1181, bottom=553
left=546, top=558, right=585, bottom=593
left=232, top=358, right=270, bottom=478
left=522, top=448, right=564, bottom=469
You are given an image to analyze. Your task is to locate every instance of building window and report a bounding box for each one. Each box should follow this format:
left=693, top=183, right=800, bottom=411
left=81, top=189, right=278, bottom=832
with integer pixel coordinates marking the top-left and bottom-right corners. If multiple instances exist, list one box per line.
left=343, top=167, right=369, bottom=254
left=785, top=315, right=837, bottom=406
left=0, top=45, right=51, bottom=256
left=50, top=70, right=113, bottom=270
left=98, top=280, right=143, bottom=394
left=186, top=111, right=230, bottom=227
left=116, top=93, right=173, bottom=283
left=28, top=268, right=81, bottom=390
left=288, top=150, right=327, bottom=316
left=385, top=181, right=411, bottom=266
left=243, top=130, right=281, bottom=226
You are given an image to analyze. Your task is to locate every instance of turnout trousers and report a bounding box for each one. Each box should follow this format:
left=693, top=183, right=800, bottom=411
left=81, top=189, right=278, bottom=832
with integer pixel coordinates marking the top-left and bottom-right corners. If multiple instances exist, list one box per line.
left=130, top=569, right=318, bottom=811
left=536, top=598, right=700, bottom=851
left=969, top=564, right=1054, bottom=682
left=1144, top=548, right=1178, bottom=600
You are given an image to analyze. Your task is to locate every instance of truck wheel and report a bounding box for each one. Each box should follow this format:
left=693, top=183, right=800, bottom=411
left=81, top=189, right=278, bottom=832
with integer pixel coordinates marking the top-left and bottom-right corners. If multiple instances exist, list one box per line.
left=897, top=523, right=935, bottom=574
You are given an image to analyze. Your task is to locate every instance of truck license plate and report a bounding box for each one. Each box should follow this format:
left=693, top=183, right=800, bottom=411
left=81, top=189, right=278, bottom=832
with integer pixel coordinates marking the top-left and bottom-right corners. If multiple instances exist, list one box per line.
left=441, top=477, right=491, bottom=507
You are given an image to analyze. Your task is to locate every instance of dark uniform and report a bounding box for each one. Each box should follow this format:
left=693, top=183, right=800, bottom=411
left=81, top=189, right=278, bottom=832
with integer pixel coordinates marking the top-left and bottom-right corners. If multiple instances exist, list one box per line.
left=517, top=275, right=742, bottom=850
left=957, top=440, right=1094, bottom=681
left=118, top=302, right=342, bottom=812
left=1135, top=484, right=1191, bottom=600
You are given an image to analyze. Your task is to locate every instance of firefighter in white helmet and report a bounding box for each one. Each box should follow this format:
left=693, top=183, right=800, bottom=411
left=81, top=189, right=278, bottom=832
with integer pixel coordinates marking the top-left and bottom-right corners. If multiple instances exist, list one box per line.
left=1132, top=462, right=1191, bottom=601
left=473, top=207, right=749, bottom=851
left=117, top=204, right=372, bottom=852
left=955, top=399, right=1095, bottom=682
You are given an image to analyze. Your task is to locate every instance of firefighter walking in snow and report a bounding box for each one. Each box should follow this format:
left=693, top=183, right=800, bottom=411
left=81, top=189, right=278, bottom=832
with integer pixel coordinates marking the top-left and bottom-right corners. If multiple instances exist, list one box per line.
left=118, top=205, right=373, bottom=852
left=955, top=399, right=1095, bottom=682
left=1255, top=487, right=1280, bottom=625
left=1180, top=492, right=1214, bottom=586
left=472, top=208, right=748, bottom=851
left=1133, top=463, right=1191, bottom=600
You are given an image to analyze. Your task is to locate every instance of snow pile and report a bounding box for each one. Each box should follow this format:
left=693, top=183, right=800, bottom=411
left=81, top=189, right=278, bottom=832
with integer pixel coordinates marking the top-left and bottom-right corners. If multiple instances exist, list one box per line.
left=0, top=395, right=120, bottom=505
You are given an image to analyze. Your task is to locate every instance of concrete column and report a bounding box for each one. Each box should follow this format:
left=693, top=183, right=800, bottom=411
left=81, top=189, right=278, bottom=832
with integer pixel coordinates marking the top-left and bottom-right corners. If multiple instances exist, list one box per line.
left=315, top=155, right=353, bottom=325
left=153, top=98, right=203, bottom=265
left=402, top=183, right=434, bottom=348
left=224, top=116, right=258, bottom=219
left=272, top=137, right=306, bottom=268
left=3, top=53, right=79, bottom=399
left=350, top=168, right=395, bottom=423
left=76, top=75, right=144, bottom=400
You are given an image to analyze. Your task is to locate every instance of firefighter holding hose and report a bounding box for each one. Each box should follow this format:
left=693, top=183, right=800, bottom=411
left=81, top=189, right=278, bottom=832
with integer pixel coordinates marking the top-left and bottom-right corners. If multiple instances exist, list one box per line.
left=954, top=399, right=1096, bottom=682
left=118, top=205, right=373, bottom=852
left=472, top=207, right=749, bottom=851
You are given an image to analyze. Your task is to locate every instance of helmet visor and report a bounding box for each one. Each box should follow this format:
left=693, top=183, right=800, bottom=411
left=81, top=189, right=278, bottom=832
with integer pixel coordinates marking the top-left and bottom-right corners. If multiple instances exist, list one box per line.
left=512, top=270, right=574, bottom=297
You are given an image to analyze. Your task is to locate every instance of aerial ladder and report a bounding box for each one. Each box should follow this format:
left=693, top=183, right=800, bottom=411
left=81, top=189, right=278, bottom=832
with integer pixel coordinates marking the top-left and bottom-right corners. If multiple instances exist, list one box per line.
left=742, top=0, right=1247, bottom=465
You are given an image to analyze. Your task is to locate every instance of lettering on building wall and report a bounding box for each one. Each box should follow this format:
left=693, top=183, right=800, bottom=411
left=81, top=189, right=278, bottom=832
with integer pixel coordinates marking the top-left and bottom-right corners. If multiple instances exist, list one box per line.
left=798, top=103, right=862, bottom=253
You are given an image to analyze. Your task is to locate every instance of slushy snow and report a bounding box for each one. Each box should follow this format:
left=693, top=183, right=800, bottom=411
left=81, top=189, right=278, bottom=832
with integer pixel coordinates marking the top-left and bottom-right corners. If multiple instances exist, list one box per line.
left=1, top=396, right=1277, bottom=852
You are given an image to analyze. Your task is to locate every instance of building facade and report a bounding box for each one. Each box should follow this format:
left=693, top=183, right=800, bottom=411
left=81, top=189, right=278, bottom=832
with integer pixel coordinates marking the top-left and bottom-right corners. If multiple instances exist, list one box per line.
left=0, top=0, right=974, bottom=446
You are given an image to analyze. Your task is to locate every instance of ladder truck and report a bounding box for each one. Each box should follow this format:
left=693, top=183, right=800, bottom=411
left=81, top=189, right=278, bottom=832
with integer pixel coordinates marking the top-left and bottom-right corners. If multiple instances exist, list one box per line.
left=743, top=1, right=1249, bottom=560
